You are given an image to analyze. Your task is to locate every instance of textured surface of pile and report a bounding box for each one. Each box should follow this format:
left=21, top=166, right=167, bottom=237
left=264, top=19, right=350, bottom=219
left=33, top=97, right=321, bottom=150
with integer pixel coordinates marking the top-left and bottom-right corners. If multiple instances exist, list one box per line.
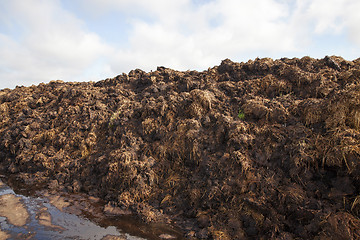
left=1, top=56, right=360, bottom=239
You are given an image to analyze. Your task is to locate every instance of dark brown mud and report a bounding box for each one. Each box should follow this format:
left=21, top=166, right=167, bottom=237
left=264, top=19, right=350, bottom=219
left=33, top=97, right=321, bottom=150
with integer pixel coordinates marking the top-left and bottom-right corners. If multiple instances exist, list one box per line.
left=1, top=56, right=360, bottom=239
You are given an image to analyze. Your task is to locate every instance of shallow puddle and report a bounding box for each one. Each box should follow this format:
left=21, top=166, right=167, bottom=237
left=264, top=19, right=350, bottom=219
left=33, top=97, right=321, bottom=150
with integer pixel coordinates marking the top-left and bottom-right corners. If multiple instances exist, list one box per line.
left=0, top=179, right=182, bottom=240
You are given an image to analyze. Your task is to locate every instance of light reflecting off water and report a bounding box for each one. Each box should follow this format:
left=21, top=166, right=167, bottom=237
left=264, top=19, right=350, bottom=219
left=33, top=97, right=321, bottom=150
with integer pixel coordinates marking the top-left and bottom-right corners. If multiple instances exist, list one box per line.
left=0, top=179, right=181, bottom=240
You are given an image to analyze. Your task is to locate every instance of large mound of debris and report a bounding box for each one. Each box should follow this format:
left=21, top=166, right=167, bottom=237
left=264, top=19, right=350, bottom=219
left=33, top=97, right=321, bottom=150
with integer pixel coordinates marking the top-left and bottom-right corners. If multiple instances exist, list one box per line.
left=1, top=56, right=360, bottom=239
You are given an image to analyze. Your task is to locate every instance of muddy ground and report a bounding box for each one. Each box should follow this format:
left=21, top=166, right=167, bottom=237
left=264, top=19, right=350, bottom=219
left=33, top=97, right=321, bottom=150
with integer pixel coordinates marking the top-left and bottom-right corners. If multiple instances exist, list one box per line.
left=0, top=178, right=180, bottom=239
left=1, top=56, right=360, bottom=239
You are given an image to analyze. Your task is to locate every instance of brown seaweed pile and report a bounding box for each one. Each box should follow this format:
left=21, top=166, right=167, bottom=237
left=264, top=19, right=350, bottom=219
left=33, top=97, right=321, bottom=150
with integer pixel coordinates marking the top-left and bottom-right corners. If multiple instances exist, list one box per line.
left=1, top=56, right=360, bottom=239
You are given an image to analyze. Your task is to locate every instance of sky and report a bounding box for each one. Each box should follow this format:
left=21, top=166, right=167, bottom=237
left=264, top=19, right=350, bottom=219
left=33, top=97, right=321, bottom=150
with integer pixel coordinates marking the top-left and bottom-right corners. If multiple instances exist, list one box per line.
left=0, top=0, right=359, bottom=89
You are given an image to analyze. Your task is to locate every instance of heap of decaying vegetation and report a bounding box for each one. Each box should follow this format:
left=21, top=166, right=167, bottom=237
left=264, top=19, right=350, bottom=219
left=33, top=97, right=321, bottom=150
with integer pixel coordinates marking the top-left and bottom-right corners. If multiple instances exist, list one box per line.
left=1, top=56, right=360, bottom=239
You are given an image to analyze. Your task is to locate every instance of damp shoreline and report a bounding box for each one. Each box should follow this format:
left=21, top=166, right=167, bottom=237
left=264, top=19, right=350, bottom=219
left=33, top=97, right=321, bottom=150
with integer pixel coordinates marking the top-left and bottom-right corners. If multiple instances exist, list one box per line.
left=0, top=177, right=183, bottom=240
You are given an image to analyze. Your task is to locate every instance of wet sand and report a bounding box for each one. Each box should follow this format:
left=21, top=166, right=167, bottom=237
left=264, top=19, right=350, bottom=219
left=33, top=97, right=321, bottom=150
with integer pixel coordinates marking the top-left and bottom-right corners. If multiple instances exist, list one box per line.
left=0, top=230, right=10, bottom=239
left=36, top=207, right=64, bottom=231
left=0, top=194, right=29, bottom=227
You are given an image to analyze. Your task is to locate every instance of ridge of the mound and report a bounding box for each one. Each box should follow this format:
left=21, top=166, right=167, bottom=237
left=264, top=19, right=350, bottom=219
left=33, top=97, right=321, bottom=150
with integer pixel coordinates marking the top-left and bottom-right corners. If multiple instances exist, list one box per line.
left=1, top=56, right=360, bottom=239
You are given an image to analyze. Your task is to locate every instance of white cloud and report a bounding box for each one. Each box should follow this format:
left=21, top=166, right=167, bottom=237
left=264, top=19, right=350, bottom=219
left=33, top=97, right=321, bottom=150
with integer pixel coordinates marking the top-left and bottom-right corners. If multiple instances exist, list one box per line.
left=343, top=1, right=360, bottom=46
left=0, top=0, right=112, bottom=88
left=1, top=0, right=360, bottom=89
left=305, top=0, right=345, bottom=34
left=81, top=0, right=302, bottom=73
left=296, top=0, right=360, bottom=46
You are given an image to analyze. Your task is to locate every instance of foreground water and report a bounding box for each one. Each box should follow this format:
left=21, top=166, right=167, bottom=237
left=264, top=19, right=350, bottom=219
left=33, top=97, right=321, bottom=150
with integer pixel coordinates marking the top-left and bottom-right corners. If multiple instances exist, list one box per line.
left=0, top=179, right=182, bottom=240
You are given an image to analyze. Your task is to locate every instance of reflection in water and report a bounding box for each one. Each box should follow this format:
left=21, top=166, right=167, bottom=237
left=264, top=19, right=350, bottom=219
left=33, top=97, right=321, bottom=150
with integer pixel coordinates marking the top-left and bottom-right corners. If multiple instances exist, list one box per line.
left=0, top=179, right=181, bottom=240
left=0, top=181, right=130, bottom=240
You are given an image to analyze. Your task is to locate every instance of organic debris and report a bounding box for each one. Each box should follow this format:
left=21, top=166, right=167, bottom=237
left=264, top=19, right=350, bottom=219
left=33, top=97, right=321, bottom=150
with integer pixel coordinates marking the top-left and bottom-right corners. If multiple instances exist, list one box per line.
left=1, top=56, right=360, bottom=239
